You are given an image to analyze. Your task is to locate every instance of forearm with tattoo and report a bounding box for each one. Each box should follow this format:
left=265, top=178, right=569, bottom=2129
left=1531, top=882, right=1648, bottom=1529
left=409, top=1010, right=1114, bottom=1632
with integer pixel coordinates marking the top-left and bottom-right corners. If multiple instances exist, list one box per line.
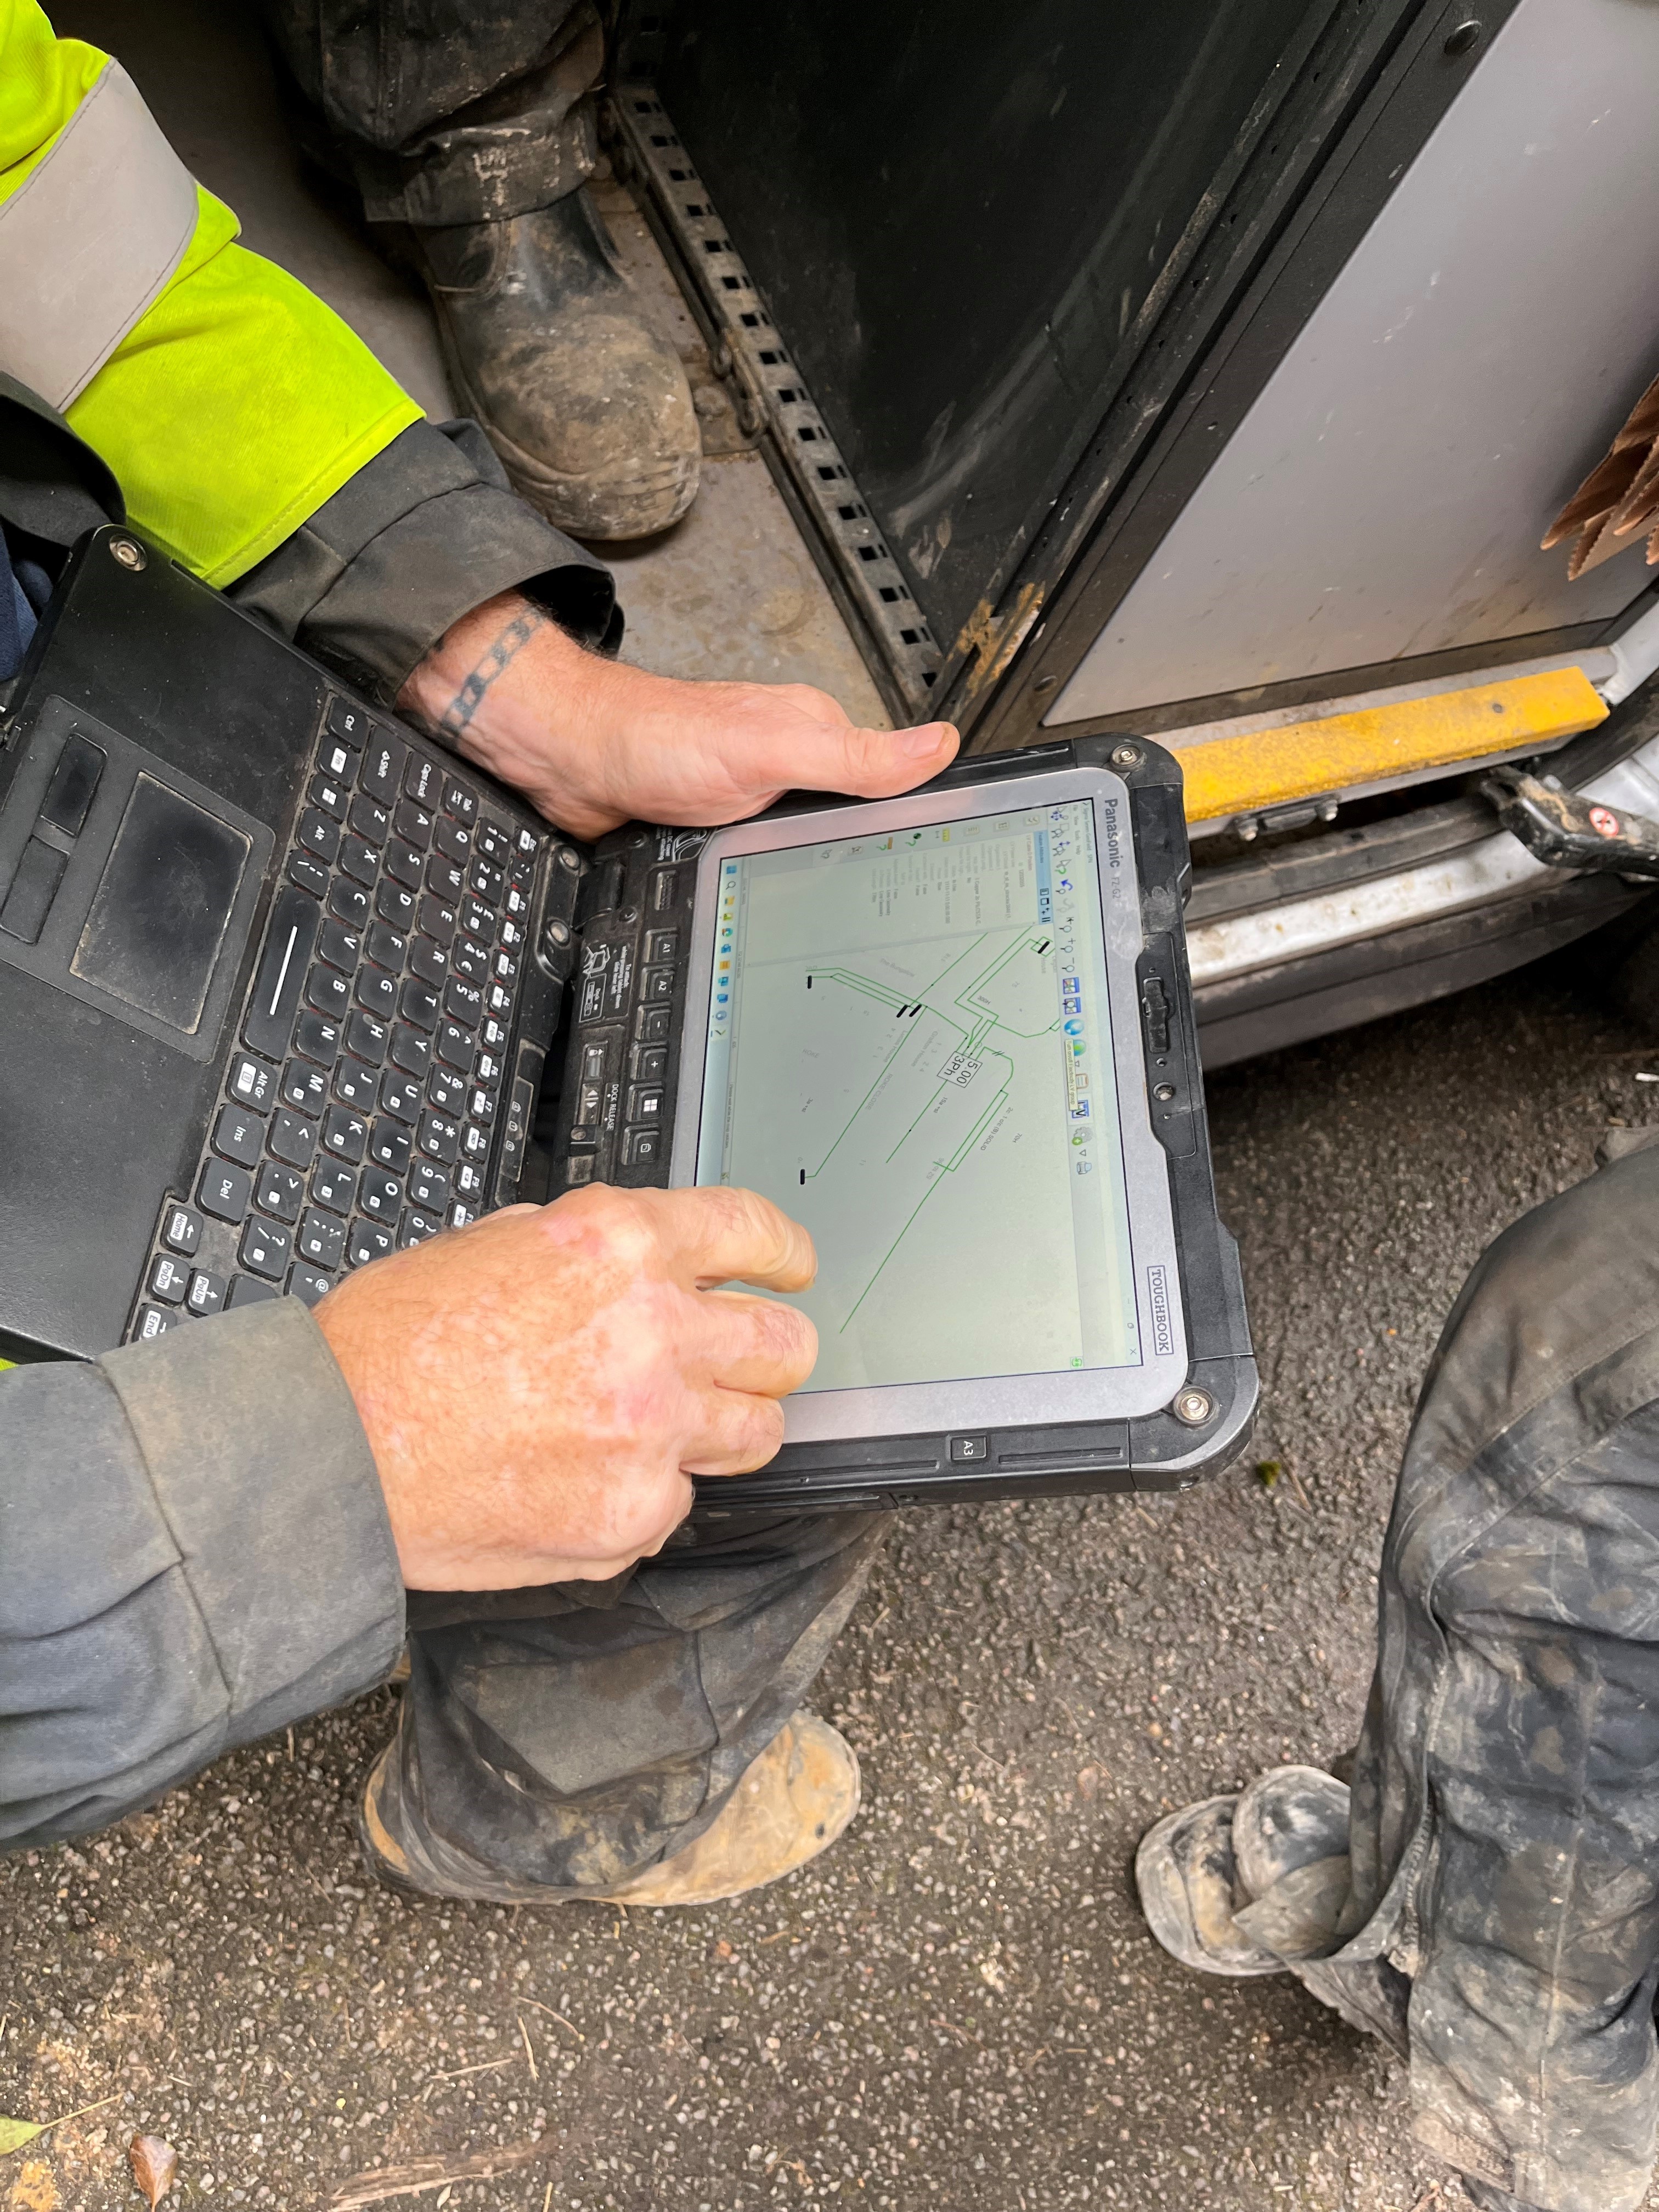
left=434, top=604, right=550, bottom=740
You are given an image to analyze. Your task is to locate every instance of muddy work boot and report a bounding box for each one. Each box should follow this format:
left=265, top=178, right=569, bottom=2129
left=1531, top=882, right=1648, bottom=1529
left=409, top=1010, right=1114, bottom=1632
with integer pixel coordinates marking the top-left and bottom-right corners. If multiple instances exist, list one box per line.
left=359, top=1712, right=859, bottom=1907
left=1135, top=1764, right=1351, bottom=1975
left=396, top=185, right=699, bottom=541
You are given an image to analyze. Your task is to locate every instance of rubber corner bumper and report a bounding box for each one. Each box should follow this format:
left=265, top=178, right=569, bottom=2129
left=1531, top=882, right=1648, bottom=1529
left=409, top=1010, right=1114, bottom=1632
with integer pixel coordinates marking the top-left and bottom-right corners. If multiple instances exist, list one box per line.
left=1175, top=666, right=1609, bottom=826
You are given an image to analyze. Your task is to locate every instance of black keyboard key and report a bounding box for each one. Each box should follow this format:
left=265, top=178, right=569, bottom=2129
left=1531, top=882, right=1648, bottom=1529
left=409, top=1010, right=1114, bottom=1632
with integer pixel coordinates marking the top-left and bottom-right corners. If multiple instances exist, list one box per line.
left=318, top=918, right=362, bottom=974
left=348, top=1219, right=396, bottom=1268
left=227, top=1274, right=279, bottom=1308
left=493, top=950, right=519, bottom=987
left=418, top=1111, right=460, bottom=1164
left=435, top=815, right=471, bottom=866
left=322, top=1104, right=369, bottom=1163
left=148, top=1253, right=189, bottom=1306
left=355, top=964, right=399, bottom=1019
left=213, top=1103, right=266, bottom=1169
left=268, top=1107, right=319, bottom=1170
left=622, top=1126, right=662, bottom=1169
left=444, top=975, right=483, bottom=1027
left=636, top=1004, right=671, bottom=1044
left=244, top=883, right=318, bottom=1060
left=380, top=1069, right=422, bottom=1123
left=239, top=1216, right=292, bottom=1280
left=481, top=1014, right=509, bottom=1054
left=390, top=1021, right=432, bottom=1078
left=503, top=880, right=531, bottom=924
left=409, top=935, right=447, bottom=989
left=187, top=1269, right=227, bottom=1318
left=428, top=1065, right=465, bottom=1115
left=305, top=962, right=352, bottom=1019
left=346, top=1009, right=391, bottom=1065
left=454, top=1159, right=487, bottom=1205
left=486, top=979, right=511, bottom=1019
left=385, top=837, right=425, bottom=891
left=436, top=1019, right=472, bottom=1070
left=366, top=921, right=408, bottom=973
left=358, top=1169, right=402, bottom=1222
left=309, top=770, right=349, bottom=821
left=229, top=1054, right=277, bottom=1110
left=448, top=1201, right=479, bottom=1231
left=419, top=893, right=458, bottom=946
left=393, top=797, right=434, bottom=850
left=399, top=1207, right=442, bottom=1248
left=318, top=735, right=359, bottom=783
left=375, top=878, right=418, bottom=930
left=256, top=1160, right=304, bottom=1222
left=287, top=850, right=328, bottom=898
left=444, top=778, right=479, bottom=826
left=360, top=728, right=409, bottom=805
left=468, top=1085, right=496, bottom=1126
left=289, top=1264, right=332, bottom=1307
left=327, top=697, right=372, bottom=747
left=469, top=859, right=504, bottom=906
left=280, top=1057, right=329, bottom=1114
left=474, top=1045, right=505, bottom=1090
left=408, top=1158, right=449, bottom=1210
left=498, top=914, right=526, bottom=955
left=328, top=877, right=371, bottom=928
left=298, top=808, right=340, bottom=864
left=162, top=1203, right=202, bottom=1256
left=311, top=1159, right=358, bottom=1215
left=294, top=1010, right=344, bottom=1066
left=477, top=821, right=510, bottom=866
left=396, top=975, right=438, bottom=1032
left=369, top=1119, right=412, bottom=1173
left=514, top=824, right=539, bottom=859
left=426, top=851, right=467, bottom=902
left=134, top=1304, right=174, bottom=1342
left=460, top=895, right=493, bottom=940
left=348, top=792, right=390, bottom=847
left=340, top=834, right=379, bottom=887
left=404, top=752, right=443, bottom=808
left=297, top=1207, right=347, bottom=1269
left=334, top=1056, right=377, bottom=1110
left=641, top=966, right=675, bottom=1002
left=460, top=1121, right=490, bottom=1161
left=450, top=935, right=488, bottom=984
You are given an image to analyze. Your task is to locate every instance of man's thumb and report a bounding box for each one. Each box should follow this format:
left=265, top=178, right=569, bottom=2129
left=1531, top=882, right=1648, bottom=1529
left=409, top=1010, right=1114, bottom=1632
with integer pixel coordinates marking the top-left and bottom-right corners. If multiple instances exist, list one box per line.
left=837, top=720, right=960, bottom=794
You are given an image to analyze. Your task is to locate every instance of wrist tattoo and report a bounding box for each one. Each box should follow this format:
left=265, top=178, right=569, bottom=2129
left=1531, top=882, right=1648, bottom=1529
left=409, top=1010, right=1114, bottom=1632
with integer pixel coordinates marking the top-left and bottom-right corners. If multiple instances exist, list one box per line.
left=438, top=607, right=549, bottom=738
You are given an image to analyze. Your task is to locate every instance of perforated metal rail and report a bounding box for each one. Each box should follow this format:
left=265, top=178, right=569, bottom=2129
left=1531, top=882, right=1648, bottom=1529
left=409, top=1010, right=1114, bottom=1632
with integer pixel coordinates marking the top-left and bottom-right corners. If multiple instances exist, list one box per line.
left=613, top=86, right=943, bottom=720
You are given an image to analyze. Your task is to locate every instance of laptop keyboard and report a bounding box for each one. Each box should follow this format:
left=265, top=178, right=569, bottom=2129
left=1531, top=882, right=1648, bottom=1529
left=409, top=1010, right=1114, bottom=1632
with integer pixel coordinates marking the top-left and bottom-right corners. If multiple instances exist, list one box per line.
left=127, top=697, right=549, bottom=1342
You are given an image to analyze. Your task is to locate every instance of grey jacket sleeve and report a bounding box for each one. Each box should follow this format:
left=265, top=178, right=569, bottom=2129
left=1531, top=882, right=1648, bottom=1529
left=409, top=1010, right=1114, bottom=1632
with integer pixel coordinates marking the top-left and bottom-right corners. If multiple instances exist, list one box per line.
left=0, top=1301, right=404, bottom=1852
left=226, top=415, right=622, bottom=706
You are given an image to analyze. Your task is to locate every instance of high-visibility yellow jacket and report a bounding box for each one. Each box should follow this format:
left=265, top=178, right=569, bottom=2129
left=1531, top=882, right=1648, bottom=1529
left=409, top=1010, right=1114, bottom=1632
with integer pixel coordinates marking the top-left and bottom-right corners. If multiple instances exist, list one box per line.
left=0, top=0, right=421, bottom=588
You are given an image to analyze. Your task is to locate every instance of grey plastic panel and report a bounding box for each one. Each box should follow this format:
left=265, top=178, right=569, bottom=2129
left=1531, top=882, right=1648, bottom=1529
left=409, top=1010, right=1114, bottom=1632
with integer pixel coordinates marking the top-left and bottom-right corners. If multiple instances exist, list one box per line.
left=1049, top=0, right=1659, bottom=725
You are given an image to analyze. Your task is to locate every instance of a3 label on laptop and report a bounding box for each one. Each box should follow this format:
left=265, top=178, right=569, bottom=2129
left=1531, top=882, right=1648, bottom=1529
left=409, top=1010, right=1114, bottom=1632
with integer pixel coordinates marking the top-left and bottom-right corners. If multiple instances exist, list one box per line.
left=551, top=741, right=1257, bottom=1510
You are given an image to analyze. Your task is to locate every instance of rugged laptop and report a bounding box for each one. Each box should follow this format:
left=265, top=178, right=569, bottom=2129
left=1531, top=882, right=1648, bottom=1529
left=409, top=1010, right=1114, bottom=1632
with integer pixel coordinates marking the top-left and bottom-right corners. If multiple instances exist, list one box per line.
left=0, top=526, right=1255, bottom=1511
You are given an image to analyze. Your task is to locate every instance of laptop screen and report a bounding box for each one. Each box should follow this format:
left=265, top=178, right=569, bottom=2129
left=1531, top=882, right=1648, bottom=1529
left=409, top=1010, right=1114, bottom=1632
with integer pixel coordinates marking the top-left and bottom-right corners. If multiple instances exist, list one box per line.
left=693, top=798, right=1143, bottom=1393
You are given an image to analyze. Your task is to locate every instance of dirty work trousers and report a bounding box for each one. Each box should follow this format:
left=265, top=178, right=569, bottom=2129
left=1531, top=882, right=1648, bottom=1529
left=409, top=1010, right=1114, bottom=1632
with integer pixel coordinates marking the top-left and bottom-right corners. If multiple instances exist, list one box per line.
left=258, top=0, right=602, bottom=228
left=389, top=1510, right=889, bottom=1894
left=1254, top=1141, right=1659, bottom=2212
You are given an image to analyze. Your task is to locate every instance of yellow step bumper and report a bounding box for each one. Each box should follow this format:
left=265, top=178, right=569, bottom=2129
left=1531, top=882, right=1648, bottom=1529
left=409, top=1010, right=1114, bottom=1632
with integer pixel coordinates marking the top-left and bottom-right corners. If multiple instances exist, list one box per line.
left=1175, top=666, right=1609, bottom=826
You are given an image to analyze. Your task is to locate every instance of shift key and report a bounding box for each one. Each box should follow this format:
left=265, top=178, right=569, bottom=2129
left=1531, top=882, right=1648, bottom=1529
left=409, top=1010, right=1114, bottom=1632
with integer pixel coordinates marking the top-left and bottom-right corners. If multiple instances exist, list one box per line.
left=244, top=884, right=319, bottom=1059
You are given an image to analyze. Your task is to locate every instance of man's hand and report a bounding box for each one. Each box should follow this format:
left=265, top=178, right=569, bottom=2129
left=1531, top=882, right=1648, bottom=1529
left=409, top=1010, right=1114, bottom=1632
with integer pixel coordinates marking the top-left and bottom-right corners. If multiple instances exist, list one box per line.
left=314, top=1184, right=817, bottom=1590
left=398, top=591, right=958, bottom=838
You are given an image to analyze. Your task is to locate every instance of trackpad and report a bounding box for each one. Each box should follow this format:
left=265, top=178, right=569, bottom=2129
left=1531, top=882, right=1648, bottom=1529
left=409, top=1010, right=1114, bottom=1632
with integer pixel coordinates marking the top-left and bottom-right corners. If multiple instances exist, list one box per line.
left=71, top=774, right=250, bottom=1035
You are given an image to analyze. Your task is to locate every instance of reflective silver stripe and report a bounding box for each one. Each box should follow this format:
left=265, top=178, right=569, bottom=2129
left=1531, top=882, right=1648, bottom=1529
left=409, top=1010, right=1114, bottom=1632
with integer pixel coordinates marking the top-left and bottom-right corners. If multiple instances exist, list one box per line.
left=0, top=61, right=198, bottom=412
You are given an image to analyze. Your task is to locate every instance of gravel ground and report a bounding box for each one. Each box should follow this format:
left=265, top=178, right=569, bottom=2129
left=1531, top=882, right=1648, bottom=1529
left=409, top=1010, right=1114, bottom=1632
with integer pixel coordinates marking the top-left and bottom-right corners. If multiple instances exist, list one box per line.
left=8, top=945, right=1659, bottom=2212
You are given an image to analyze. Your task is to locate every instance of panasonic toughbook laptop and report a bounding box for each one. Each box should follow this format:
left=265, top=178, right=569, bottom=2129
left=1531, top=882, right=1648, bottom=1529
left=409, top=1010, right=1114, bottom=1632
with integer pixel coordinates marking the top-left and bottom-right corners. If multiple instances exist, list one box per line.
left=0, top=526, right=1255, bottom=1510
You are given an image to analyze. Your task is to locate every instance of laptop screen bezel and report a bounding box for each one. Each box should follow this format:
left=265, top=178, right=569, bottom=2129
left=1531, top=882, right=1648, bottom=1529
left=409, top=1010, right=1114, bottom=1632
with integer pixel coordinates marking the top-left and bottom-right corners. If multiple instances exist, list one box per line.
left=668, top=763, right=1190, bottom=1442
